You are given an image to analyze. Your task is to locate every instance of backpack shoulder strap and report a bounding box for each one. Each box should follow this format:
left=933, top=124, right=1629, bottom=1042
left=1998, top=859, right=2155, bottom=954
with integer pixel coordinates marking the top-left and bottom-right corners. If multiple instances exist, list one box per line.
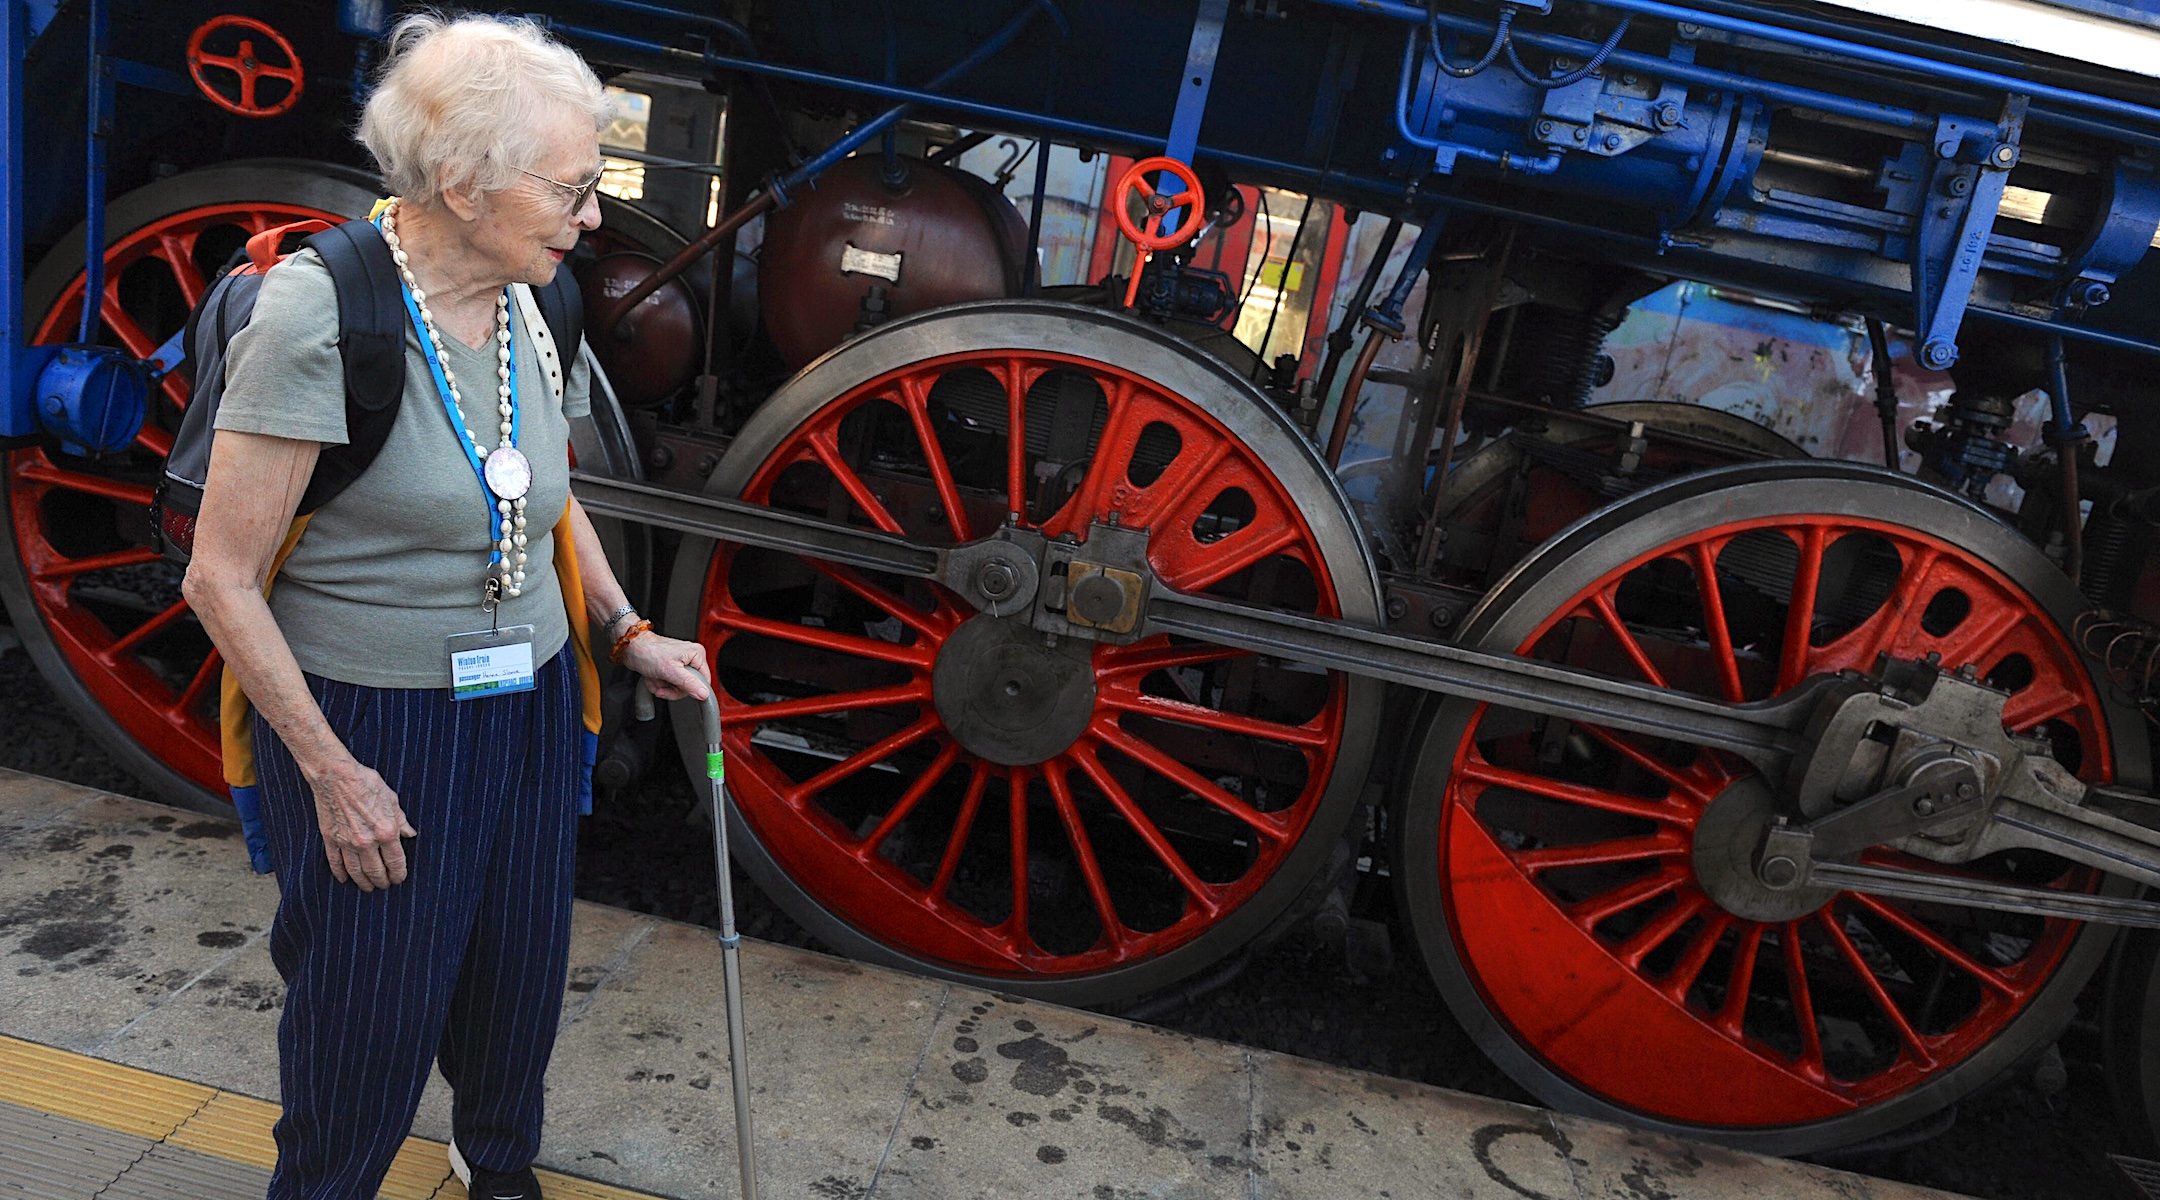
left=535, top=265, right=583, bottom=368
left=298, top=219, right=406, bottom=514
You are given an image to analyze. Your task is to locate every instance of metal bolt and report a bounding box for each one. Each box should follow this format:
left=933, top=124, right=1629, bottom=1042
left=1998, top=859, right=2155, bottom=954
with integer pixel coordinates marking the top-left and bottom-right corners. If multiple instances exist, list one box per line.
left=647, top=445, right=675, bottom=471
left=1655, top=103, right=1682, bottom=129
left=1603, top=133, right=1623, bottom=150
left=1945, top=174, right=1972, bottom=197
left=1429, top=606, right=1457, bottom=631
left=1956, top=781, right=1978, bottom=800
left=1919, top=338, right=1959, bottom=371
left=1536, top=119, right=1555, bottom=137
left=1913, top=796, right=1937, bottom=817
left=2078, top=281, right=2112, bottom=308
left=695, top=453, right=719, bottom=478
left=1992, top=144, right=2019, bottom=168
left=1386, top=595, right=1410, bottom=621
left=1676, top=20, right=1702, bottom=38
left=977, top=561, right=1017, bottom=600
left=1573, top=127, right=1589, bottom=143
left=1759, top=856, right=1800, bottom=889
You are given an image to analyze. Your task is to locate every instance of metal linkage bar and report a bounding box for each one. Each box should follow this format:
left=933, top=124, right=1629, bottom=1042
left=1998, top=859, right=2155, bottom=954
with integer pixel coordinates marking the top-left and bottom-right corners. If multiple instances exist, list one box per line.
left=572, top=472, right=1811, bottom=773
left=572, top=473, right=940, bottom=579
left=1811, top=860, right=2160, bottom=929
left=1146, top=588, right=1809, bottom=770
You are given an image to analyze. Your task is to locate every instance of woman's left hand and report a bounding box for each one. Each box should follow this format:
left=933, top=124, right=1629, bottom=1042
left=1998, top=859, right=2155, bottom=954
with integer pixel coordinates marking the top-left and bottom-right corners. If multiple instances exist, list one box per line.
left=619, top=630, right=712, bottom=701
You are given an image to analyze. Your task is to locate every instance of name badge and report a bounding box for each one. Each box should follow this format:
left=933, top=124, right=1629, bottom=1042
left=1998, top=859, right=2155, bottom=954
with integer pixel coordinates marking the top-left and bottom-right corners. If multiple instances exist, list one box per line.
left=447, top=625, right=537, bottom=700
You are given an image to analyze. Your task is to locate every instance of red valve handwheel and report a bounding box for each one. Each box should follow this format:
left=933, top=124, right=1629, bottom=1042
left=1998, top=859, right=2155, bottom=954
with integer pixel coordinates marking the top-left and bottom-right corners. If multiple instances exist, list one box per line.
left=187, top=16, right=304, bottom=119
left=1115, top=157, right=1207, bottom=307
left=1114, top=157, right=1207, bottom=251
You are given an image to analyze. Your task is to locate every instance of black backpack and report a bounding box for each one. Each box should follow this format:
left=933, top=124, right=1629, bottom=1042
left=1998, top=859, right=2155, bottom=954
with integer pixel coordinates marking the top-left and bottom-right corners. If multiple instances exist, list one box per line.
left=153, top=216, right=585, bottom=563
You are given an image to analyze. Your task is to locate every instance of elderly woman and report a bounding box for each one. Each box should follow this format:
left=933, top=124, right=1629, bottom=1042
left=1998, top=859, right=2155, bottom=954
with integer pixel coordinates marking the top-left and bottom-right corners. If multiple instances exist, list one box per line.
left=181, top=14, right=706, bottom=1200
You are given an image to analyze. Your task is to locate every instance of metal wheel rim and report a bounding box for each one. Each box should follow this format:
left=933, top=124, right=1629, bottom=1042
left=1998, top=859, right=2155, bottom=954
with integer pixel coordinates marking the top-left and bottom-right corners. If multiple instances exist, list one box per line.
left=665, top=300, right=1382, bottom=1005
left=3, top=163, right=382, bottom=813
left=1396, top=460, right=2141, bottom=1155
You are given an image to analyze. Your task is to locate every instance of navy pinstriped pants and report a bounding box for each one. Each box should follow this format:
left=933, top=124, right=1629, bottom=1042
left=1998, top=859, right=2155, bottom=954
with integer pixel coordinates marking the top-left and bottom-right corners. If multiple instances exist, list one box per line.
left=252, top=651, right=579, bottom=1200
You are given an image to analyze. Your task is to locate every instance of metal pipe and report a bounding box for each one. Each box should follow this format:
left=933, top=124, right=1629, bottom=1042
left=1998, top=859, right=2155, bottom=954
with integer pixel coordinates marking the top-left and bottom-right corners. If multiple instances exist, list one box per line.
left=1308, top=0, right=2160, bottom=133
left=1865, top=318, right=1900, bottom=470
left=77, top=0, right=107, bottom=344
left=601, top=193, right=775, bottom=346
left=1326, top=216, right=1447, bottom=465
left=1023, top=138, right=1051, bottom=296
left=1251, top=192, right=1316, bottom=378
left=2048, top=335, right=2088, bottom=585
left=1393, top=30, right=1562, bottom=173
left=1314, top=215, right=1401, bottom=414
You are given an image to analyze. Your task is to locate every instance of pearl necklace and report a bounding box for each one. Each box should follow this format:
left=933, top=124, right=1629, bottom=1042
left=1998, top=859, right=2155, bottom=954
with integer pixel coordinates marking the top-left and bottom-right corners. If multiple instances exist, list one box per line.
left=378, top=201, right=529, bottom=600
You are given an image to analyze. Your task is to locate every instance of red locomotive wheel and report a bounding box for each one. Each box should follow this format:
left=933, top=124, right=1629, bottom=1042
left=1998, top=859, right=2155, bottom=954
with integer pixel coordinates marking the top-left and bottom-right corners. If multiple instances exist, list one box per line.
left=2, top=163, right=381, bottom=811
left=665, top=301, right=1382, bottom=1004
left=1396, top=461, right=2143, bottom=1154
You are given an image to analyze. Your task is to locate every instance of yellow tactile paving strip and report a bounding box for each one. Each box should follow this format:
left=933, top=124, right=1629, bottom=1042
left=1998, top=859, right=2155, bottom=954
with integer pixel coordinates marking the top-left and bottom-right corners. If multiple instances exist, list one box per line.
left=0, top=1035, right=661, bottom=1200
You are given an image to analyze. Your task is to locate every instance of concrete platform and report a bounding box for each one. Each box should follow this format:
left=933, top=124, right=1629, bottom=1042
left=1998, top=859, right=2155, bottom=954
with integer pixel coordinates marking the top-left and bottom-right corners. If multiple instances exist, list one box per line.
left=0, top=767, right=1972, bottom=1199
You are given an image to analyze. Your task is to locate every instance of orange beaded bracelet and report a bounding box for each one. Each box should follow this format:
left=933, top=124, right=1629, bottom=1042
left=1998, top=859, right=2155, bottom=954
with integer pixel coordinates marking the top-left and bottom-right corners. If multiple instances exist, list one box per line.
left=608, top=619, right=654, bottom=664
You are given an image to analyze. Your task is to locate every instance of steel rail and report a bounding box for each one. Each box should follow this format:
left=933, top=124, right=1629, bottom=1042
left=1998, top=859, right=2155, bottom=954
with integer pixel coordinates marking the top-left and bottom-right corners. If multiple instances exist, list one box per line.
left=572, top=471, right=1809, bottom=771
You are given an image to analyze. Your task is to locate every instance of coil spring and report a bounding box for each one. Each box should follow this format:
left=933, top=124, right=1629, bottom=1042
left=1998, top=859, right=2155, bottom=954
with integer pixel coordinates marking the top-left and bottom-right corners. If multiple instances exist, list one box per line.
left=2074, top=608, right=2160, bottom=708
left=1495, top=304, right=1623, bottom=408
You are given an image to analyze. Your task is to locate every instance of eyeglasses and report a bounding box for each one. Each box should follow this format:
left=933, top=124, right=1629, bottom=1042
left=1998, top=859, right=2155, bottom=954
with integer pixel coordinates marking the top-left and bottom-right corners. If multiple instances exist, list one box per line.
left=517, top=166, right=604, bottom=213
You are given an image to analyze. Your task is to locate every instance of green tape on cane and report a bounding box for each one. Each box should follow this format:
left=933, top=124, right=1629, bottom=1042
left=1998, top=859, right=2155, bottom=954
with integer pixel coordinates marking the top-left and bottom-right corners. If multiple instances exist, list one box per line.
left=707, top=750, right=725, bottom=781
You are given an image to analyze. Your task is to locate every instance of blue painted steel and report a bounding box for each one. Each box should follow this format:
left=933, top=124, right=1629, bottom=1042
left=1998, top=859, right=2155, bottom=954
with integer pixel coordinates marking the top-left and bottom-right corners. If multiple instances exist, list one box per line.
left=1, top=0, right=24, bottom=441
left=1911, top=103, right=2028, bottom=371
left=105, top=57, right=188, bottom=97
left=2045, top=0, right=2160, bottom=26
left=337, top=0, right=390, bottom=37
left=76, top=0, right=107, bottom=344
left=1364, top=215, right=1446, bottom=337
left=33, top=346, right=145, bottom=454
left=1393, top=31, right=1561, bottom=176
left=20, top=0, right=50, bottom=39
left=1155, top=0, right=1228, bottom=237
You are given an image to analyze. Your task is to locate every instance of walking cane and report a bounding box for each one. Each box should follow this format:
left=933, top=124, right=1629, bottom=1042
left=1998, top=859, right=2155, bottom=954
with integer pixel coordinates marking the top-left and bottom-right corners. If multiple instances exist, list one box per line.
left=637, top=683, right=760, bottom=1199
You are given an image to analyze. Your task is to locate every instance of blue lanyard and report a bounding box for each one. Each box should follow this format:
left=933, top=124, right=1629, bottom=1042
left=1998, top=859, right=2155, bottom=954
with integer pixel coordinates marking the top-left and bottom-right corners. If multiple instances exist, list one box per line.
left=380, top=227, right=521, bottom=563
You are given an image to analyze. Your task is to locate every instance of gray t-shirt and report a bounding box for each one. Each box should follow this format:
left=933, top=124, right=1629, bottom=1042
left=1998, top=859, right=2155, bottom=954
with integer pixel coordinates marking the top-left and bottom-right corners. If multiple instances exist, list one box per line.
left=215, top=248, right=592, bottom=689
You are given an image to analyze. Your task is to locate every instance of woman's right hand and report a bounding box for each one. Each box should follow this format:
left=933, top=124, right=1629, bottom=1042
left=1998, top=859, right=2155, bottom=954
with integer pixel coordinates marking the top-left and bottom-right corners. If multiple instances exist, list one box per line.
left=304, top=756, right=417, bottom=890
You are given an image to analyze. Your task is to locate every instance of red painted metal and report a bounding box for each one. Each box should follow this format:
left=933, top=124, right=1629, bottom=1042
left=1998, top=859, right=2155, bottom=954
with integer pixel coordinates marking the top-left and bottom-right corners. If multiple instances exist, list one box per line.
left=1435, top=515, right=2106, bottom=1125
left=186, top=16, right=305, bottom=119
left=10, top=200, right=347, bottom=798
left=698, top=349, right=1350, bottom=977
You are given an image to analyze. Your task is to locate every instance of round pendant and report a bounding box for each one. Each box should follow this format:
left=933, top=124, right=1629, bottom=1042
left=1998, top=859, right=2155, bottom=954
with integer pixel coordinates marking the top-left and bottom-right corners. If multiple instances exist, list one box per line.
left=483, top=446, right=532, bottom=500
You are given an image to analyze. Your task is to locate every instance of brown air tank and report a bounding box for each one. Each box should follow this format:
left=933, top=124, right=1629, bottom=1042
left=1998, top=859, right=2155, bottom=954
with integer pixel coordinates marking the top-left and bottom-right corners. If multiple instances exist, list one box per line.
left=577, top=252, right=703, bottom=407
left=759, top=155, right=1030, bottom=368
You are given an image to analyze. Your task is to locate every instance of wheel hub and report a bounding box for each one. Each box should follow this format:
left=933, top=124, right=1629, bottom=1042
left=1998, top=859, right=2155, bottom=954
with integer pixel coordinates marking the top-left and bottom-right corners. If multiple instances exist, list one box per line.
left=932, top=614, right=1098, bottom=765
left=1692, top=776, right=1836, bottom=922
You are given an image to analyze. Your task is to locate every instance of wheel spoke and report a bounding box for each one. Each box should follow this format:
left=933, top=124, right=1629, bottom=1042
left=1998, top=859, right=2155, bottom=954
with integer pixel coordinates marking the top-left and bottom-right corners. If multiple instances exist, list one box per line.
left=152, top=231, right=209, bottom=309
left=1614, top=891, right=1713, bottom=970
left=1043, top=761, right=1131, bottom=951
left=1118, top=438, right=1231, bottom=529
left=929, top=764, right=991, bottom=902
left=1577, top=723, right=1715, bottom=806
left=1783, top=922, right=1828, bottom=1080
left=1851, top=546, right=1943, bottom=664
left=733, top=682, right=932, bottom=724
left=1931, top=604, right=2024, bottom=677
left=2003, top=683, right=2080, bottom=729
left=1778, top=525, right=1826, bottom=690
left=1091, top=721, right=1291, bottom=841
left=858, top=741, right=964, bottom=858
left=711, top=609, right=933, bottom=669
left=809, top=559, right=952, bottom=641
left=1846, top=893, right=2023, bottom=1000
left=97, top=298, right=191, bottom=412
left=806, top=431, right=905, bottom=535
left=897, top=375, right=975, bottom=542
left=782, top=713, right=940, bottom=806
left=177, top=648, right=222, bottom=713
left=1050, top=376, right=1137, bottom=534
left=1174, top=524, right=1303, bottom=593
left=1689, top=542, right=1746, bottom=703
left=1071, top=746, right=1222, bottom=917
left=103, top=598, right=190, bottom=660
left=1513, top=831, right=1687, bottom=872
left=1104, top=690, right=1329, bottom=750
left=1005, top=767, right=1033, bottom=943
left=1714, top=924, right=1765, bottom=1039
left=1567, top=862, right=1690, bottom=926
left=1098, top=640, right=1247, bottom=677
left=1459, top=756, right=1694, bottom=826
left=16, top=459, right=156, bottom=507
left=1817, top=908, right=1937, bottom=1068
left=999, top=358, right=1030, bottom=520
left=1587, top=589, right=1668, bottom=688
left=1658, top=910, right=1736, bottom=1003
left=27, top=545, right=160, bottom=582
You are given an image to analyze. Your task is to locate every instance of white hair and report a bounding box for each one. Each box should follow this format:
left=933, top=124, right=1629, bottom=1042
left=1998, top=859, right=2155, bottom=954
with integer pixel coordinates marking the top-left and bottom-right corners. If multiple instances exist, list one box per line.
left=357, top=11, right=607, bottom=208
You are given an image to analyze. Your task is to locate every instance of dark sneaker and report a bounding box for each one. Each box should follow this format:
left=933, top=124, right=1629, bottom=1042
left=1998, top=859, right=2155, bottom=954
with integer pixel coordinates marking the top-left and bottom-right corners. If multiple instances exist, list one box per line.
left=449, top=1139, right=544, bottom=1200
